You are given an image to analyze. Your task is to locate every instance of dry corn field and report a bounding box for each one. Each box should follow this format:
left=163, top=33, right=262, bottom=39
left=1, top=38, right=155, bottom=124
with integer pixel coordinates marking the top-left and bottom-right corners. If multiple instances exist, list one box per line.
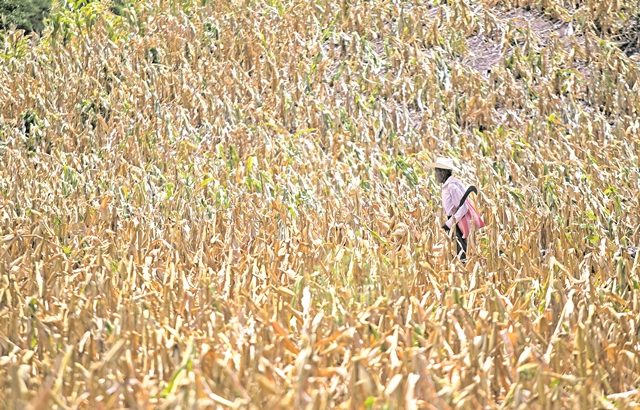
left=1, top=0, right=640, bottom=408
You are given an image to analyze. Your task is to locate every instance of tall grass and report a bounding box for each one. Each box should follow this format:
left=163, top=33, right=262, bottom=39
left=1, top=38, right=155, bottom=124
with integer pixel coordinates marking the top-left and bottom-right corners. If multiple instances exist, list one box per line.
left=0, top=0, right=639, bottom=408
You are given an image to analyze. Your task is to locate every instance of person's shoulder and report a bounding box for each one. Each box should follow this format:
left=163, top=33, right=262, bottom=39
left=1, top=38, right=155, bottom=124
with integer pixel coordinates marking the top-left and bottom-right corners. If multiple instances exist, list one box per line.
left=444, top=176, right=464, bottom=188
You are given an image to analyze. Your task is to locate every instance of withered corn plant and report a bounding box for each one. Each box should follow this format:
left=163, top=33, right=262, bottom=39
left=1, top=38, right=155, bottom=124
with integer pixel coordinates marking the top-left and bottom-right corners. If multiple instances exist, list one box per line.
left=0, top=0, right=639, bottom=408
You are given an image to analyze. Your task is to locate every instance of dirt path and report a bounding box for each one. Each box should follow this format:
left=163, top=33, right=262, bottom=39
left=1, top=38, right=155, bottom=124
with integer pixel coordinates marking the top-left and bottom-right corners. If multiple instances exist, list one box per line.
left=464, top=7, right=577, bottom=75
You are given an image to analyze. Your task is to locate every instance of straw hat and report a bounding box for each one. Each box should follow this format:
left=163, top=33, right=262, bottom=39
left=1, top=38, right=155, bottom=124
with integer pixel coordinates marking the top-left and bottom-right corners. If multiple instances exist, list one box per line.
left=431, top=157, right=459, bottom=172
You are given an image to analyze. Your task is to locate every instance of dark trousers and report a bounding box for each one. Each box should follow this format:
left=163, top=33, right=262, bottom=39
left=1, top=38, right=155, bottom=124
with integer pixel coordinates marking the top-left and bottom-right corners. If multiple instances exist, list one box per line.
left=455, top=226, right=467, bottom=261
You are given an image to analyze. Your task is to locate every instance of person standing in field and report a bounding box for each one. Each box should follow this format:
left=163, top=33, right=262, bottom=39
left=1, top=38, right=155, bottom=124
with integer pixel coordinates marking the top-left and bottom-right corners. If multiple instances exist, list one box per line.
left=432, top=157, right=485, bottom=261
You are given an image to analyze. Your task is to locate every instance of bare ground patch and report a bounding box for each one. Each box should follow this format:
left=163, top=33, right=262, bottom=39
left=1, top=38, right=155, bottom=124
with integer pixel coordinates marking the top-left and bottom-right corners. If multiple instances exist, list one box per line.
left=464, top=7, right=578, bottom=75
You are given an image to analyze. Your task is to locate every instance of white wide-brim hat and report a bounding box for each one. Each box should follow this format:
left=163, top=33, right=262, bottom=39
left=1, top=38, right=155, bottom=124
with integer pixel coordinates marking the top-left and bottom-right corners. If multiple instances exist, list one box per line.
left=431, top=157, right=459, bottom=172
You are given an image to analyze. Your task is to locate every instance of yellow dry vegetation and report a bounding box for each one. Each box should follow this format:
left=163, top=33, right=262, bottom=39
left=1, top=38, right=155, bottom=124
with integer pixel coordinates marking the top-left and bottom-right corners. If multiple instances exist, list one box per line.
left=0, top=0, right=639, bottom=408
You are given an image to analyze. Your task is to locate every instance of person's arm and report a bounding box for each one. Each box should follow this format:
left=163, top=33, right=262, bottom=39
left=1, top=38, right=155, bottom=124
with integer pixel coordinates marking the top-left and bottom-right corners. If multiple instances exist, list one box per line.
left=442, top=185, right=456, bottom=230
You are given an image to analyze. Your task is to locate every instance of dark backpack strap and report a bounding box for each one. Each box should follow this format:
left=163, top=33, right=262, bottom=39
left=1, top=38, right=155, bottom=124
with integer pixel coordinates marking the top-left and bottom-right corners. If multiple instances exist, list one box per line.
left=458, top=185, right=478, bottom=209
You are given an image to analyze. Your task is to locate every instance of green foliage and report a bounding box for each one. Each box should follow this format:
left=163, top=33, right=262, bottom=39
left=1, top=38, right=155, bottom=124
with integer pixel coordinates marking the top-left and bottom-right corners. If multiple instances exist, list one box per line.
left=47, top=0, right=134, bottom=45
left=0, top=0, right=52, bottom=33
